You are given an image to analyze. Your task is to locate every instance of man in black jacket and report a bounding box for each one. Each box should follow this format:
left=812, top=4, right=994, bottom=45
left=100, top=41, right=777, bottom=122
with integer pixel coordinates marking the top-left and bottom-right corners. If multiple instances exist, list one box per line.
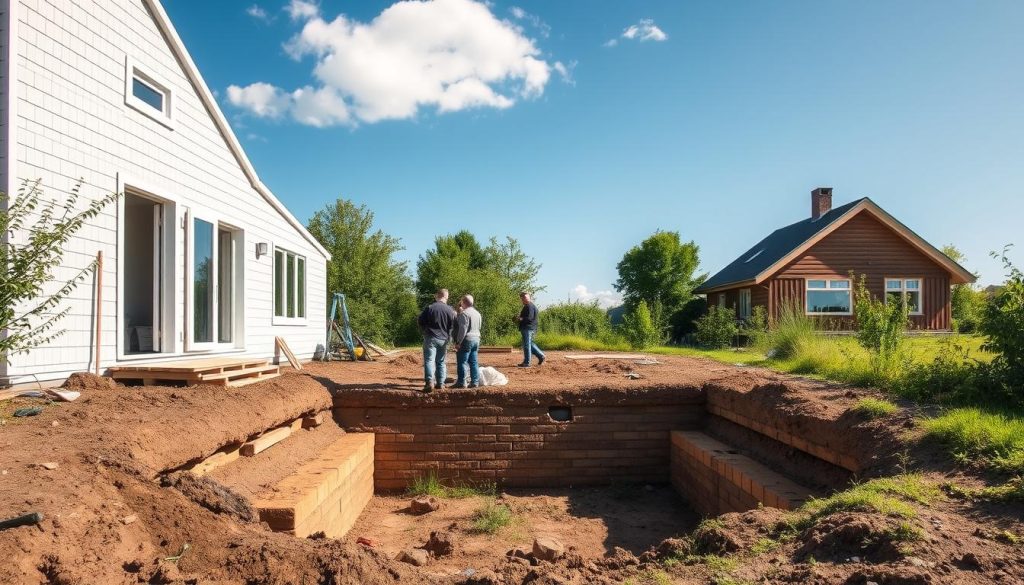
left=515, top=291, right=545, bottom=367
left=418, top=289, right=457, bottom=392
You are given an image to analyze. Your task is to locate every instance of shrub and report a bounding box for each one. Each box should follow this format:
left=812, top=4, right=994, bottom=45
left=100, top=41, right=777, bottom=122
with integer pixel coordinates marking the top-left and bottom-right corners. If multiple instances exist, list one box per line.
left=895, top=338, right=987, bottom=405
left=539, top=301, right=612, bottom=337
left=669, top=297, right=708, bottom=342
left=853, top=275, right=910, bottom=383
left=695, top=305, right=738, bottom=349
left=980, top=249, right=1024, bottom=406
left=621, top=300, right=661, bottom=349
left=743, top=305, right=769, bottom=347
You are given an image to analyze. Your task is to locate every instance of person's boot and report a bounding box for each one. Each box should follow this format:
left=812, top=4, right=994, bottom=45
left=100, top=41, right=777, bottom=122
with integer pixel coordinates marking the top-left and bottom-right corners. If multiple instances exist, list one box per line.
left=422, top=382, right=434, bottom=393
left=538, top=355, right=546, bottom=366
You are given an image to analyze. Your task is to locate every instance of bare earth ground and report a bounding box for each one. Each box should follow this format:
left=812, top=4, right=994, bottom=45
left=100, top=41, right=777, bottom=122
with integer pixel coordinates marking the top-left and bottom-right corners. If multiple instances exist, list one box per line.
left=0, top=352, right=1020, bottom=584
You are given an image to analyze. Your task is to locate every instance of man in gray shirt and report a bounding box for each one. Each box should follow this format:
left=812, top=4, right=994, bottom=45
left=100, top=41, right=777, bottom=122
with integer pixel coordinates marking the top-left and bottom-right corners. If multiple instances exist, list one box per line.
left=453, top=294, right=483, bottom=388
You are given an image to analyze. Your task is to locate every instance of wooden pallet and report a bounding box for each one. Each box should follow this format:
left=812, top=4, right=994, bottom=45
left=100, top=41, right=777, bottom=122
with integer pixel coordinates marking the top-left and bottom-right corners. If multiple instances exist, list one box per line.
left=108, top=357, right=280, bottom=387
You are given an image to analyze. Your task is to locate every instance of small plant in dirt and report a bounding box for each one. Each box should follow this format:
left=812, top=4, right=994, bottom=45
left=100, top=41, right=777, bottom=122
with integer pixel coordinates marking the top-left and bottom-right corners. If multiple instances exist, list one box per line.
left=850, top=397, right=900, bottom=419
left=470, top=500, right=513, bottom=534
left=920, top=408, right=1024, bottom=474
left=943, top=477, right=1024, bottom=503
left=623, top=568, right=673, bottom=585
left=0, top=181, right=119, bottom=361
left=406, top=472, right=496, bottom=499
left=695, top=305, right=738, bottom=349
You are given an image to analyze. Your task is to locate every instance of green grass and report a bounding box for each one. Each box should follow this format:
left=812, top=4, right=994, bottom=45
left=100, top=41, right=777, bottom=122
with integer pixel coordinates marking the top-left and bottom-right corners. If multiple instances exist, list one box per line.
left=471, top=501, right=514, bottom=534
left=406, top=472, right=496, bottom=499
left=920, top=408, right=1024, bottom=474
left=799, top=474, right=941, bottom=522
left=944, top=477, right=1024, bottom=503
left=850, top=397, right=900, bottom=419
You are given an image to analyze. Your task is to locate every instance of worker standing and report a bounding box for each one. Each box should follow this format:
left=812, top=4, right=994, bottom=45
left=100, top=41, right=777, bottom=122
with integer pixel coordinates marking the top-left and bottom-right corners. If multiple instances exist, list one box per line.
left=417, top=288, right=457, bottom=393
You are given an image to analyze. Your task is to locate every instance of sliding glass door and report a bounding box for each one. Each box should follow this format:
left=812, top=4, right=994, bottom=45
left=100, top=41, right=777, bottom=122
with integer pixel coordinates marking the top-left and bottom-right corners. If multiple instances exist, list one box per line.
left=187, top=210, right=242, bottom=351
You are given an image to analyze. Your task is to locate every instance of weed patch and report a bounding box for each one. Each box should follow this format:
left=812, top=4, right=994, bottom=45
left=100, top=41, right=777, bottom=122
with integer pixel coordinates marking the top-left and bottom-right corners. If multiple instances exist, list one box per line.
left=799, top=474, right=940, bottom=522
left=850, top=397, right=900, bottom=419
left=471, top=501, right=513, bottom=534
left=406, top=472, right=496, bottom=499
left=943, top=477, right=1024, bottom=503
left=920, top=408, right=1024, bottom=474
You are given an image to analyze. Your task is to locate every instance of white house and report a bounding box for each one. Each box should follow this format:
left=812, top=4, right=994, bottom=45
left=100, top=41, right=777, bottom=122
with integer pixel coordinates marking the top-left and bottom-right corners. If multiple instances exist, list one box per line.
left=0, top=0, right=330, bottom=385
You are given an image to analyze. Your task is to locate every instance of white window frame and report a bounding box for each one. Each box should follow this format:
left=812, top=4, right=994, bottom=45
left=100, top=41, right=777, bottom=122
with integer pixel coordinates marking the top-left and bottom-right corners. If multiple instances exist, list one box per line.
left=273, top=246, right=308, bottom=326
left=805, top=277, right=853, bottom=316
left=885, top=278, right=924, bottom=316
left=738, top=288, right=752, bottom=319
left=718, top=293, right=727, bottom=309
left=185, top=208, right=244, bottom=351
left=124, top=57, right=175, bottom=130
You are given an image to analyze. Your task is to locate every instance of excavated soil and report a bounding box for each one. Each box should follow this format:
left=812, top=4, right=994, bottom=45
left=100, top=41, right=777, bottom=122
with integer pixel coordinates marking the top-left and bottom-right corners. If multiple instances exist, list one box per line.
left=0, top=354, right=1022, bottom=584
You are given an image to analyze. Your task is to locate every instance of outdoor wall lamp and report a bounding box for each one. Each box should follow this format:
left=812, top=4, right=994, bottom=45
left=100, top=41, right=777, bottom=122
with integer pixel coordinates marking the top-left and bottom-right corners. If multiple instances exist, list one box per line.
left=256, top=242, right=269, bottom=258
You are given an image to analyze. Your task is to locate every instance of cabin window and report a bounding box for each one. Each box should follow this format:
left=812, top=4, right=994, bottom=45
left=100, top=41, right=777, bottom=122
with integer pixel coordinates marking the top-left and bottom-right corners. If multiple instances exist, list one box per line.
left=274, top=248, right=307, bottom=323
left=885, top=278, right=923, bottom=315
left=718, top=294, right=727, bottom=309
left=738, top=289, right=752, bottom=319
left=124, top=57, right=174, bottom=128
left=805, top=278, right=852, bottom=315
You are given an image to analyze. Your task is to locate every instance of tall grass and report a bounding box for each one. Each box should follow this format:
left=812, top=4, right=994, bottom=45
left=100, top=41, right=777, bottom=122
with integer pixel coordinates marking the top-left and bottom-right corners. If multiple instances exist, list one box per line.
left=755, top=302, right=815, bottom=359
left=920, top=408, right=1024, bottom=474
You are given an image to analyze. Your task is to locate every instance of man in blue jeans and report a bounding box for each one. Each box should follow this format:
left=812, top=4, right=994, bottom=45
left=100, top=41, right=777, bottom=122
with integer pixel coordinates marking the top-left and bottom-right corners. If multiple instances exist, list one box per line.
left=515, top=291, right=545, bottom=367
left=453, top=294, right=482, bottom=388
left=417, top=288, right=457, bottom=393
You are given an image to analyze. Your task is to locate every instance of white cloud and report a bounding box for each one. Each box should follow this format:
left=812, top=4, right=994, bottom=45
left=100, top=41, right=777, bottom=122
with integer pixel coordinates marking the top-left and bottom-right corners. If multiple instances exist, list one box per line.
left=606, top=18, right=667, bottom=47
left=287, top=0, right=319, bottom=21
left=508, top=5, right=550, bottom=38
left=230, top=0, right=561, bottom=127
left=247, top=5, right=272, bottom=22
left=570, top=285, right=622, bottom=309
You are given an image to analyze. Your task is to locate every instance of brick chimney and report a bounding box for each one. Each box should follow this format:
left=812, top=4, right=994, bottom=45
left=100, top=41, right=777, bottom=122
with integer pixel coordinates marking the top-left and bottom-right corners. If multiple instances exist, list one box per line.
left=811, top=187, right=833, bottom=219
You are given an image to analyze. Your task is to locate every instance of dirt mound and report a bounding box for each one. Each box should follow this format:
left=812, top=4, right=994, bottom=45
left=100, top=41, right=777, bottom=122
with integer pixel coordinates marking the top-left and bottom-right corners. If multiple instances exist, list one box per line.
left=61, top=372, right=116, bottom=391
left=796, top=512, right=907, bottom=561
left=392, top=353, right=420, bottom=366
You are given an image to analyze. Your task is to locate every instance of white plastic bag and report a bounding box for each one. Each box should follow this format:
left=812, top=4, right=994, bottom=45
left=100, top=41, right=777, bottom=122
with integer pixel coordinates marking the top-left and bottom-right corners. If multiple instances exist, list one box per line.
left=479, top=366, right=508, bottom=387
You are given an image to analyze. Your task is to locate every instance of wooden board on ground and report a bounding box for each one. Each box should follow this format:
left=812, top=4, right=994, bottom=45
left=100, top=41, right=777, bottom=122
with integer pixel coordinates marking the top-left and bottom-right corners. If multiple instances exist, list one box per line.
left=241, top=426, right=292, bottom=457
left=108, top=357, right=280, bottom=387
left=188, top=445, right=243, bottom=476
left=108, top=357, right=269, bottom=374
left=479, top=346, right=515, bottom=354
left=275, top=336, right=303, bottom=371
left=564, top=353, right=650, bottom=360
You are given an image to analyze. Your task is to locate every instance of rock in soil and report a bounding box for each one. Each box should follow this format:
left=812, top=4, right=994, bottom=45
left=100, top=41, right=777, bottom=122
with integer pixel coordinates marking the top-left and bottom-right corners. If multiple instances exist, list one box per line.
left=423, top=529, right=456, bottom=557
left=532, top=537, right=565, bottom=562
left=395, top=548, right=429, bottom=567
left=410, top=495, right=440, bottom=514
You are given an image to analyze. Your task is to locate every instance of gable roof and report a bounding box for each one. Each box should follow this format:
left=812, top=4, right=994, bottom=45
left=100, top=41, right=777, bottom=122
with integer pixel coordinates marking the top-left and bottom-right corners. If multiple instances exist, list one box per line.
left=694, top=197, right=975, bottom=294
left=144, top=0, right=329, bottom=260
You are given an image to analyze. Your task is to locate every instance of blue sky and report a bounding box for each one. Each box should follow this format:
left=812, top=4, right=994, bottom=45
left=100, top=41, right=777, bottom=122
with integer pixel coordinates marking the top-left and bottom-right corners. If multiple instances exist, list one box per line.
left=164, top=0, right=1024, bottom=306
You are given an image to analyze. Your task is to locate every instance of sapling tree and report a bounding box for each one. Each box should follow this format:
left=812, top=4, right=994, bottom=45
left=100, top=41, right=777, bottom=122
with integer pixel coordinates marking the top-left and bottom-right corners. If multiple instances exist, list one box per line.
left=0, top=180, right=118, bottom=362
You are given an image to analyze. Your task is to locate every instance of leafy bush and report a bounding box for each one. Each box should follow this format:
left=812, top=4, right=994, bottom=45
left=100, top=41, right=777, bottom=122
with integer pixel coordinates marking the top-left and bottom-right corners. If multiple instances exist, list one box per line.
left=742, top=305, right=769, bottom=347
left=943, top=244, right=986, bottom=333
left=621, top=300, right=661, bottom=349
left=539, top=301, right=612, bottom=337
left=980, top=250, right=1024, bottom=406
left=694, top=305, right=738, bottom=349
left=853, top=275, right=910, bottom=382
left=895, top=338, right=986, bottom=405
left=669, top=297, right=708, bottom=342
left=1, top=181, right=118, bottom=361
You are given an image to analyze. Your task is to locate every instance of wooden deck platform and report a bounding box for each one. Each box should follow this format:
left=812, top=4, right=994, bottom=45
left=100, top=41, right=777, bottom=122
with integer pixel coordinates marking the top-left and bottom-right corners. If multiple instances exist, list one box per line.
left=108, top=357, right=280, bottom=387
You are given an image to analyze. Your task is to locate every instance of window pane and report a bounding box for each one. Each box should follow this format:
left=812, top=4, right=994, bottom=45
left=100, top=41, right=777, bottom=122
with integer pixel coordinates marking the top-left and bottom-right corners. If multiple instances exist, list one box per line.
left=286, top=253, right=295, bottom=318
left=807, top=280, right=827, bottom=289
left=886, top=279, right=903, bottom=290
left=133, top=77, right=164, bottom=112
left=807, top=290, right=850, bottom=313
left=218, top=229, right=233, bottom=343
left=274, top=251, right=284, bottom=317
left=830, top=280, right=850, bottom=289
left=905, top=279, right=921, bottom=290
left=906, top=291, right=921, bottom=313
left=193, top=219, right=213, bottom=343
left=297, top=258, right=305, bottom=318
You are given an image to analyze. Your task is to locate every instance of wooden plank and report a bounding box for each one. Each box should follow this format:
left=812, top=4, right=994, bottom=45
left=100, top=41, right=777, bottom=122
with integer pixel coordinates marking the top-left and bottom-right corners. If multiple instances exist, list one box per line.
left=108, top=357, right=269, bottom=374
left=188, top=445, right=243, bottom=476
left=361, top=340, right=390, bottom=355
left=479, top=346, right=515, bottom=354
left=228, top=372, right=281, bottom=388
left=198, top=364, right=280, bottom=382
left=275, top=336, right=303, bottom=371
left=240, top=426, right=292, bottom=457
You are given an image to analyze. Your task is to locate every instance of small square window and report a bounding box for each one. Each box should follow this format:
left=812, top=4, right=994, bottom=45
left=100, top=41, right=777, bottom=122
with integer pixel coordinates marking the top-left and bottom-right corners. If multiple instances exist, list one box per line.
left=124, top=57, right=174, bottom=129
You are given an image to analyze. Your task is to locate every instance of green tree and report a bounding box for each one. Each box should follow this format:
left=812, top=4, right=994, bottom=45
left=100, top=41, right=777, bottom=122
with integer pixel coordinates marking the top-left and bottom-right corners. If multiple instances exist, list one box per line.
left=1, top=180, right=119, bottom=361
left=614, top=231, right=704, bottom=336
left=621, top=300, right=660, bottom=349
left=942, top=244, right=986, bottom=333
left=415, top=232, right=543, bottom=343
left=307, top=198, right=418, bottom=345
left=981, top=248, right=1024, bottom=401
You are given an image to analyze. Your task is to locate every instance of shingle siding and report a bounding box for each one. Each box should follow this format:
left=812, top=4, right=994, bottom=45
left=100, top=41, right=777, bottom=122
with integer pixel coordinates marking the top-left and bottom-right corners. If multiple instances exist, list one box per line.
left=5, top=0, right=327, bottom=383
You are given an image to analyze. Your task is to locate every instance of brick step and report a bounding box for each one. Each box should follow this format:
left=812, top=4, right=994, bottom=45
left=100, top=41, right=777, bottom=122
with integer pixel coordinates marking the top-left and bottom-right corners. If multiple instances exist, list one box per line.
left=254, top=433, right=374, bottom=538
left=670, top=430, right=815, bottom=517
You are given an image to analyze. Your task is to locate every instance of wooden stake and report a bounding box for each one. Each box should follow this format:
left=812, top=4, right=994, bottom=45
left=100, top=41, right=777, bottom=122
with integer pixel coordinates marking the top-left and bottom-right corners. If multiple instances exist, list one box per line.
left=94, top=251, right=103, bottom=376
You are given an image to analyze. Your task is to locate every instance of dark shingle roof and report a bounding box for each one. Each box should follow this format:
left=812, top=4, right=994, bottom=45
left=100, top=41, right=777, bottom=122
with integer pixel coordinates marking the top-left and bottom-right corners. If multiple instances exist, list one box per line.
left=694, top=198, right=867, bottom=293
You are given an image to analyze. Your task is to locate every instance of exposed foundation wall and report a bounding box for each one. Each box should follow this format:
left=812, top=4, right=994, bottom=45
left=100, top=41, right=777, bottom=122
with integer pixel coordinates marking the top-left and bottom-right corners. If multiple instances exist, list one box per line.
left=334, top=388, right=705, bottom=490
